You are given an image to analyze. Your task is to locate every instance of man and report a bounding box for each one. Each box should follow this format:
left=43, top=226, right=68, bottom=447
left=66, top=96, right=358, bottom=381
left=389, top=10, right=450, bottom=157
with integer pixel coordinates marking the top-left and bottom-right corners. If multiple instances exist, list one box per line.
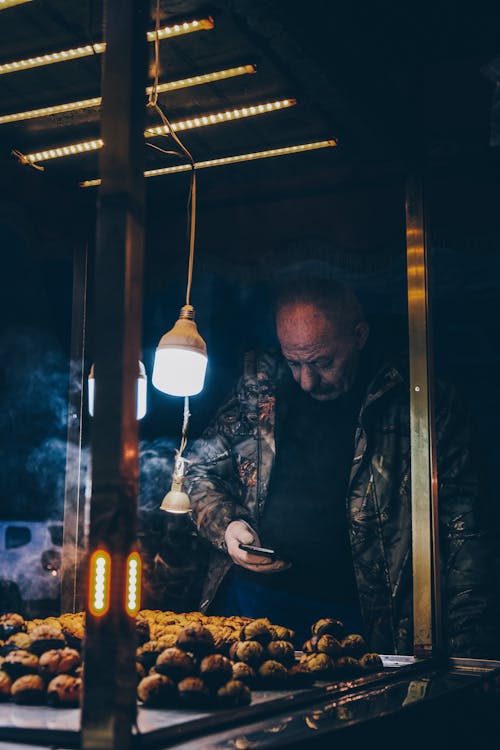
left=184, top=276, right=494, bottom=655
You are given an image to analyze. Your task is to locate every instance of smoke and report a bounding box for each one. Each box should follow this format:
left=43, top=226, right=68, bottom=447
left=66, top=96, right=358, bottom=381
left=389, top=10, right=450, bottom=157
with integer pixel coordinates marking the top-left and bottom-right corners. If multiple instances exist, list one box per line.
left=0, top=326, right=69, bottom=520
left=139, top=436, right=177, bottom=512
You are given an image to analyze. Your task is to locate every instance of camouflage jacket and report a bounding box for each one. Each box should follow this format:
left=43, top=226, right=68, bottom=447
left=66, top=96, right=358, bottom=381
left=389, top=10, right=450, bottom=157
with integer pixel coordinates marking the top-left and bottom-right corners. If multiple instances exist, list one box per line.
left=185, top=349, right=494, bottom=656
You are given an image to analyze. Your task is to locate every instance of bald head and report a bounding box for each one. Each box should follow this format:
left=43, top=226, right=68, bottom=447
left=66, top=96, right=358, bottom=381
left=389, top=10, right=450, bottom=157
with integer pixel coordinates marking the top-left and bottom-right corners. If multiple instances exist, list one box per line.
left=273, top=279, right=369, bottom=400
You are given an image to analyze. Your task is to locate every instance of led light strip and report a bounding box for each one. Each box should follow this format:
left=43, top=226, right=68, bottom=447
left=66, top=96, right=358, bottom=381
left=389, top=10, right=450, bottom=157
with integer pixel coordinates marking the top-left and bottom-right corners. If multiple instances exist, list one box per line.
left=0, top=65, right=256, bottom=126
left=21, top=99, right=296, bottom=164
left=144, top=98, right=295, bottom=136
left=0, top=0, right=32, bottom=9
left=0, top=17, right=214, bottom=75
left=80, top=140, right=337, bottom=187
left=88, top=549, right=111, bottom=617
left=125, top=552, right=142, bottom=616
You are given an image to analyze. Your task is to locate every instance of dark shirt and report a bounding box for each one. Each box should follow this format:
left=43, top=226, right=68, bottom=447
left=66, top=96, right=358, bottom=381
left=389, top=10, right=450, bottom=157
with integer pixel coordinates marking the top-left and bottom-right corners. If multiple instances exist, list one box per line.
left=254, top=378, right=360, bottom=602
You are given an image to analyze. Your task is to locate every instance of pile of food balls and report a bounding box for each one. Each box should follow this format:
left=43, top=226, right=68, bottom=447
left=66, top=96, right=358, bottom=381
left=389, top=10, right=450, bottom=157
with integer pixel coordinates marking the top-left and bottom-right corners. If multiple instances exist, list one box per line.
left=299, top=618, right=383, bottom=678
left=0, top=610, right=383, bottom=710
left=0, top=613, right=83, bottom=707
left=136, top=611, right=301, bottom=708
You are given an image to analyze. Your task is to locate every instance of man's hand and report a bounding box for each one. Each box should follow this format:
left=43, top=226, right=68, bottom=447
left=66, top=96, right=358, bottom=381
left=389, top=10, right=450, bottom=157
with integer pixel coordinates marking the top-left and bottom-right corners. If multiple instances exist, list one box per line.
left=225, top=521, right=289, bottom=574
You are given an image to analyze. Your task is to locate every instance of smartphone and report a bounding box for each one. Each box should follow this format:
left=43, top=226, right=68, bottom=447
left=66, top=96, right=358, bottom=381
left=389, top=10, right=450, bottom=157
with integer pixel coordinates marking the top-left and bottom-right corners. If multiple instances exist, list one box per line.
left=238, top=543, right=277, bottom=559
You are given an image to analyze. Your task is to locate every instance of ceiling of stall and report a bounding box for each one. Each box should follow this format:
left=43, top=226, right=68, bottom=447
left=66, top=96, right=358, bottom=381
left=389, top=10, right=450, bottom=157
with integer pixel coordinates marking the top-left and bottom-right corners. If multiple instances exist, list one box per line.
left=0, top=0, right=499, bottom=277
left=0, top=0, right=498, bottom=191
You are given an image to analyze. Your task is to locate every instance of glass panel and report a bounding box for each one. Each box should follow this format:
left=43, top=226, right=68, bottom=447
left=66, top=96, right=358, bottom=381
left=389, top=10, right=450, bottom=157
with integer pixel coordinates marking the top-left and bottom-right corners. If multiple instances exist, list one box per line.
left=5, top=525, right=31, bottom=549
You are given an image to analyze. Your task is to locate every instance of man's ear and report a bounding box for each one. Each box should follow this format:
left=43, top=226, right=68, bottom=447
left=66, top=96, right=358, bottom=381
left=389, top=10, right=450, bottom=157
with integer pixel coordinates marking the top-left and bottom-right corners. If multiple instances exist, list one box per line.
left=354, top=321, right=370, bottom=350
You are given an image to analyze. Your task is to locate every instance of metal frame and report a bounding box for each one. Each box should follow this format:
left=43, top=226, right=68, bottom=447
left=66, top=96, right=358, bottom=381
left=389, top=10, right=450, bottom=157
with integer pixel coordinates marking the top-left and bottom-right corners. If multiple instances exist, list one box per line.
left=80, top=1, right=148, bottom=748
left=61, top=243, right=88, bottom=615
left=405, top=173, right=442, bottom=658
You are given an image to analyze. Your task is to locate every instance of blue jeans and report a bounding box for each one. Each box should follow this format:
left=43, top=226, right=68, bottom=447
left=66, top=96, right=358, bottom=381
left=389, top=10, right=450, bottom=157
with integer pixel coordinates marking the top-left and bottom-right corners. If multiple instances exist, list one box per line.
left=210, top=568, right=364, bottom=646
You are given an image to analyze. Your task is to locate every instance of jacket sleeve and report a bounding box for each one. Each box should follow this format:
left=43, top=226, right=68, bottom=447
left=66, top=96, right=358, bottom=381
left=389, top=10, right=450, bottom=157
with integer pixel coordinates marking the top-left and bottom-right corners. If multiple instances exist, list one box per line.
left=184, top=381, right=256, bottom=551
left=436, top=382, right=497, bottom=657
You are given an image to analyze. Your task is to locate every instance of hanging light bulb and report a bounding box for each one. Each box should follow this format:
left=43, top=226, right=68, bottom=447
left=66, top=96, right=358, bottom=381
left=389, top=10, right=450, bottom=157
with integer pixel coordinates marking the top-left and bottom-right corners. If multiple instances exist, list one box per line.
left=152, top=305, right=207, bottom=396
left=160, top=453, right=191, bottom=513
left=88, top=361, right=148, bottom=420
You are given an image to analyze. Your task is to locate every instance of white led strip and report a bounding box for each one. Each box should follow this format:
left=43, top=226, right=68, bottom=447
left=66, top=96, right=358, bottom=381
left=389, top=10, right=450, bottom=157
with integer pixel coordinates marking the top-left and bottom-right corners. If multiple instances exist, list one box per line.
left=0, top=65, right=256, bottom=126
left=0, top=17, right=214, bottom=75
left=80, top=140, right=337, bottom=187
left=0, top=0, right=32, bottom=9
left=21, top=99, right=296, bottom=164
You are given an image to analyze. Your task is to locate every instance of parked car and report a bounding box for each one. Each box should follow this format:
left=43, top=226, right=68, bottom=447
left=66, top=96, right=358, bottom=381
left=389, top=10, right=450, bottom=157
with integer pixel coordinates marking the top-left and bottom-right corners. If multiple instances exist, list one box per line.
left=0, top=521, right=62, bottom=617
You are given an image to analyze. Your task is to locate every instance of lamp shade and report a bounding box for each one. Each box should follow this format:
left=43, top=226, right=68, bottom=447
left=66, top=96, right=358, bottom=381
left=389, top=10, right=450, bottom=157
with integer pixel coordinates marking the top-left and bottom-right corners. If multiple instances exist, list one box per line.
left=88, top=361, right=147, bottom=420
left=152, top=305, right=208, bottom=396
left=160, top=454, right=191, bottom=514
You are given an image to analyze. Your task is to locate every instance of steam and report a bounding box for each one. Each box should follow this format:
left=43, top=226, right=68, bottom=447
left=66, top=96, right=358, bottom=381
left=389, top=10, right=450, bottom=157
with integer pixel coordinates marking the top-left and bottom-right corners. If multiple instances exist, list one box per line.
left=0, top=326, right=69, bottom=521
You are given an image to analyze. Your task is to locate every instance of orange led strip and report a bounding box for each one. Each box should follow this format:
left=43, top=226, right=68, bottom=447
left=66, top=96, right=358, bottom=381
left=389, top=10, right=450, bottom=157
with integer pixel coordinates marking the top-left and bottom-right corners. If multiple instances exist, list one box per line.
left=125, top=552, right=142, bottom=616
left=88, top=549, right=111, bottom=617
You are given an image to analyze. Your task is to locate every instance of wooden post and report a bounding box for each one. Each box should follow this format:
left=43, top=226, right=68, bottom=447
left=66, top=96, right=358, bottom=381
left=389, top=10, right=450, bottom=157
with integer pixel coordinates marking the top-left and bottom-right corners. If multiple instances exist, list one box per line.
left=81, top=0, right=148, bottom=747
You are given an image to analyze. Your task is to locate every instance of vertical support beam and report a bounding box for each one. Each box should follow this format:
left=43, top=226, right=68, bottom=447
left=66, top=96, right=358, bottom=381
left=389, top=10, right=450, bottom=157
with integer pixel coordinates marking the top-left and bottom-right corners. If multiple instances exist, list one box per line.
left=405, top=173, right=442, bottom=659
left=81, top=0, right=147, bottom=748
left=61, top=244, right=88, bottom=615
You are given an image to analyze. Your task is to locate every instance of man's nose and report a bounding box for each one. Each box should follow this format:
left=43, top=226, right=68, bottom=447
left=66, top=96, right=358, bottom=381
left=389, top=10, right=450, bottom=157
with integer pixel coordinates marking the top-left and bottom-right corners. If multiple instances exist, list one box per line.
left=299, top=365, right=318, bottom=392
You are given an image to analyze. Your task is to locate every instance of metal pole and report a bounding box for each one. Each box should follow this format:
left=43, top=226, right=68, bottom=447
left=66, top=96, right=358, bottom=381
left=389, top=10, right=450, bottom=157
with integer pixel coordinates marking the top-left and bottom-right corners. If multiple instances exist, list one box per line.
left=81, top=0, right=147, bottom=747
left=405, top=172, right=442, bottom=659
left=61, top=244, right=88, bottom=615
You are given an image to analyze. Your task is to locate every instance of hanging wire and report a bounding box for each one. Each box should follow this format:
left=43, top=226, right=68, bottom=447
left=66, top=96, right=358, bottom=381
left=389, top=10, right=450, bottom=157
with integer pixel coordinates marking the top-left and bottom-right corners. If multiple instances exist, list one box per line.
left=147, top=0, right=197, bottom=307
left=177, top=396, right=191, bottom=457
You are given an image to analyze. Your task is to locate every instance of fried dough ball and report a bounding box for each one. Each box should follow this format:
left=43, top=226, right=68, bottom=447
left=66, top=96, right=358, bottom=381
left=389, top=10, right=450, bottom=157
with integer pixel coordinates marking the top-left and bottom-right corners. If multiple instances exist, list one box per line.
left=137, top=637, right=177, bottom=671
left=258, top=660, right=288, bottom=686
left=272, top=625, right=295, bottom=643
left=177, top=677, right=211, bottom=707
left=302, top=637, right=319, bottom=653
left=317, top=635, right=343, bottom=657
left=39, top=648, right=81, bottom=676
left=2, top=650, right=39, bottom=680
left=47, top=674, right=82, bottom=707
left=137, top=674, right=177, bottom=707
left=11, top=674, right=45, bottom=704
left=0, top=613, right=26, bottom=639
left=216, top=679, right=251, bottom=708
left=299, top=652, right=333, bottom=676
left=176, top=625, right=215, bottom=657
left=229, top=640, right=264, bottom=668
left=29, top=625, right=65, bottom=655
left=240, top=619, right=273, bottom=646
left=199, top=654, right=233, bottom=689
left=266, top=640, right=295, bottom=667
left=0, top=670, right=12, bottom=699
left=231, top=661, right=256, bottom=687
left=1, top=632, right=31, bottom=655
left=359, top=653, right=383, bottom=672
left=155, top=648, right=196, bottom=682
left=311, top=618, right=345, bottom=640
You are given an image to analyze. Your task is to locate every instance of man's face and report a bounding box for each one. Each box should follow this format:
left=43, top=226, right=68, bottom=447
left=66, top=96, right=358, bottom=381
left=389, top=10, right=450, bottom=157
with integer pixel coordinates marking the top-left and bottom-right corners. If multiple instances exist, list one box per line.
left=276, top=302, right=368, bottom=401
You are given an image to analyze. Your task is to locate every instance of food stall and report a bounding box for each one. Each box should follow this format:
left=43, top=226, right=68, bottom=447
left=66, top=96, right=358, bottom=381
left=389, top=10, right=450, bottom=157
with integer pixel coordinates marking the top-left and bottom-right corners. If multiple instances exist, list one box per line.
left=1, top=0, right=499, bottom=748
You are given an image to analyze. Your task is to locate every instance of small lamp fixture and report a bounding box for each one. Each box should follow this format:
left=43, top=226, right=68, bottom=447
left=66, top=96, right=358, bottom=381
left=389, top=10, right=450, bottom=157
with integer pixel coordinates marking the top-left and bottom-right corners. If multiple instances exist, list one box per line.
left=152, top=304, right=207, bottom=396
left=88, top=361, right=147, bottom=420
left=160, top=453, right=191, bottom=513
